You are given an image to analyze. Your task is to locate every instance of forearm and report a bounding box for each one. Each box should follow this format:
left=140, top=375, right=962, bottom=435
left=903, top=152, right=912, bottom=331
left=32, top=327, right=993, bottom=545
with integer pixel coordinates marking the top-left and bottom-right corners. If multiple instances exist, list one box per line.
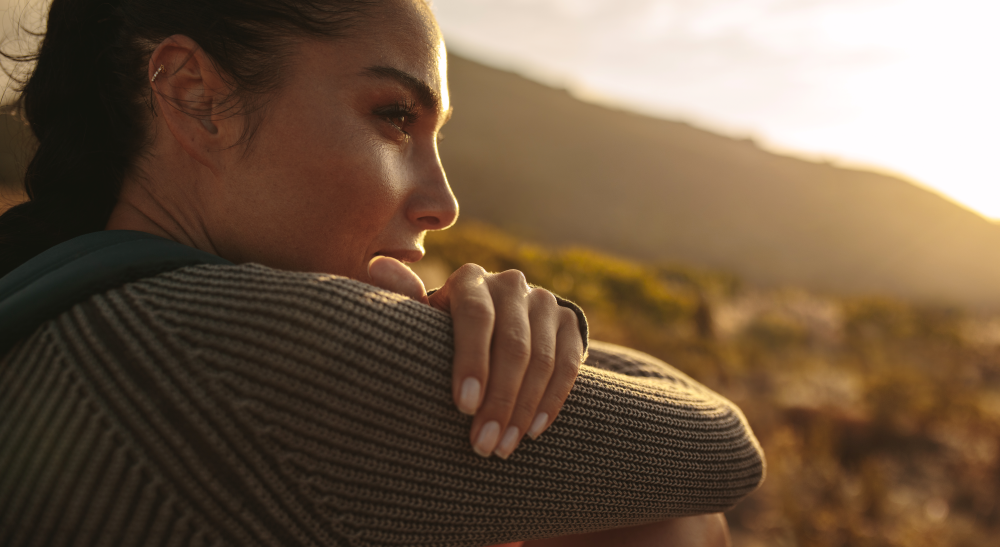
left=0, top=264, right=763, bottom=546
left=524, top=341, right=759, bottom=545
left=524, top=513, right=731, bottom=547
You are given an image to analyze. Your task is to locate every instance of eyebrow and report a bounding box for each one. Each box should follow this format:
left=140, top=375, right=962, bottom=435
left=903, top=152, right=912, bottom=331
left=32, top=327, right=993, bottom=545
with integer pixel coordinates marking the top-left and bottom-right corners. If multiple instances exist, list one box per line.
left=363, top=65, right=451, bottom=120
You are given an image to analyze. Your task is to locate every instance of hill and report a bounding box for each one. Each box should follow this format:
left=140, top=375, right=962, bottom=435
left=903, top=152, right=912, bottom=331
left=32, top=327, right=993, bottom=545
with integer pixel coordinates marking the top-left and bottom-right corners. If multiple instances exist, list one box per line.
left=440, top=54, right=1000, bottom=309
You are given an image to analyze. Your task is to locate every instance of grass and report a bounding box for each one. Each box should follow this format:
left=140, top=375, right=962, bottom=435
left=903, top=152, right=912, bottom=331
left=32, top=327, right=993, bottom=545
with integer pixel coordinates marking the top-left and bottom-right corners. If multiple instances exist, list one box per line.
left=422, top=220, right=1000, bottom=547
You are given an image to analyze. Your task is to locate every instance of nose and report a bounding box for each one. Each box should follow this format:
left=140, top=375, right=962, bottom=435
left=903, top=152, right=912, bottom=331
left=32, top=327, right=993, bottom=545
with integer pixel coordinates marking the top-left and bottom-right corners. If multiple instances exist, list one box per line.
left=408, top=155, right=459, bottom=231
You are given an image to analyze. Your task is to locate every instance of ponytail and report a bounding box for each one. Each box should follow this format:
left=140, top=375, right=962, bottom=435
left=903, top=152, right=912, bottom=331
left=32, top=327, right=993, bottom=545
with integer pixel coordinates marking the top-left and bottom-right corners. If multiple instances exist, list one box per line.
left=0, top=0, right=131, bottom=276
left=0, top=0, right=377, bottom=278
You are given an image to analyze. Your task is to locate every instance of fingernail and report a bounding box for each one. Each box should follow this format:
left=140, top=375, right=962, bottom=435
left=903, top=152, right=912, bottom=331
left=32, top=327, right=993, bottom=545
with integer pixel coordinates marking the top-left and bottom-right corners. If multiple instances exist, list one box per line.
left=494, top=426, right=521, bottom=459
left=473, top=421, right=501, bottom=457
left=458, top=378, right=481, bottom=415
left=527, top=412, right=549, bottom=440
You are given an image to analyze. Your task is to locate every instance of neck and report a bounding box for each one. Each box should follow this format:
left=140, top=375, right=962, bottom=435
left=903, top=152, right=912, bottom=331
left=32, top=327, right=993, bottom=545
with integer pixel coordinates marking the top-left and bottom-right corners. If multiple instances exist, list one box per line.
left=106, top=172, right=220, bottom=257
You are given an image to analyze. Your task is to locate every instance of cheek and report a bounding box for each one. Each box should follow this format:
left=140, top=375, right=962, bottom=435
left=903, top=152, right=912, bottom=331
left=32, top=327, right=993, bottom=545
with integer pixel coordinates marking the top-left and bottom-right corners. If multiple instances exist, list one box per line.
left=216, top=87, right=418, bottom=276
left=319, top=148, right=400, bottom=237
left=253, top=112, right=367, bottom=209
left=246, top=126, right=410, bottom=273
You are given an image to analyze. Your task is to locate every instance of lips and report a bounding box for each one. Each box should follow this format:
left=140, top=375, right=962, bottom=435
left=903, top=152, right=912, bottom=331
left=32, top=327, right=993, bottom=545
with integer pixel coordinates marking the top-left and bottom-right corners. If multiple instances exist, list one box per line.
left=372, top=249, right=424, bottom=264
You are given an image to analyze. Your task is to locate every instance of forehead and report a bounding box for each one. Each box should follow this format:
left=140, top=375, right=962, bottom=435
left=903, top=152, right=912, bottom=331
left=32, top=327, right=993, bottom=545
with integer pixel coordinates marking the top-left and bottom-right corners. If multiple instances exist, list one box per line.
left=276, top=0, right=449, bottom=113
left=359, top=0, right=447, bottom=92
left=377, top=0, right=439, bottom=47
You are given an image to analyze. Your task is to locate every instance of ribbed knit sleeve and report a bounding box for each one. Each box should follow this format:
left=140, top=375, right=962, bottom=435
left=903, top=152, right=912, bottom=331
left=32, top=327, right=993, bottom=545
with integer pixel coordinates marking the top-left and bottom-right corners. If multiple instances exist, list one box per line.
left=0, top=263, right=764, bottom=547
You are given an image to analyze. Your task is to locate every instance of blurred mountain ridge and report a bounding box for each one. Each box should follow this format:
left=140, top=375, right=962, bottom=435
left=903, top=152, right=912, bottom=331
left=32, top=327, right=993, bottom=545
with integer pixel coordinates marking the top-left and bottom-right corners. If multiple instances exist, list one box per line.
left=441, top=53, right=1000, bottom=309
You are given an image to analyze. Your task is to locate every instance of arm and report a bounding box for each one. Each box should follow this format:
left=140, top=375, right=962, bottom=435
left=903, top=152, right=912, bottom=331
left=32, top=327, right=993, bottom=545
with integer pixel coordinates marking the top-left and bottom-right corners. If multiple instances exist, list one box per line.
left=0, top=263, right=763, bottom=547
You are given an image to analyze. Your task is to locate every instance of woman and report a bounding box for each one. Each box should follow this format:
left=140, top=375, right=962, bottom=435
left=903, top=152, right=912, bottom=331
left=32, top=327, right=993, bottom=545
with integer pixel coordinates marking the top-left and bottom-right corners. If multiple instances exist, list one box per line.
left=0, top=0, right=764, bottom=545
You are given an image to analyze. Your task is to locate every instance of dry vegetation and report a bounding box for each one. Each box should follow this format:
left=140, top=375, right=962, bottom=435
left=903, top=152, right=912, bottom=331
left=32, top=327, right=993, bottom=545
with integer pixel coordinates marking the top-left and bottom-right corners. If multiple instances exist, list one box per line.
left=420, top=221, right=1000, bottom=547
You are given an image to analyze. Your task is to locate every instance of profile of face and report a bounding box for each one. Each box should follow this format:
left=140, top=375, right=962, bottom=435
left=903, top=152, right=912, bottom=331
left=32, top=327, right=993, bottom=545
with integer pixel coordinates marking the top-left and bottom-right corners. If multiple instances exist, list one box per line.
left=137, top=0, right=458, bottom=282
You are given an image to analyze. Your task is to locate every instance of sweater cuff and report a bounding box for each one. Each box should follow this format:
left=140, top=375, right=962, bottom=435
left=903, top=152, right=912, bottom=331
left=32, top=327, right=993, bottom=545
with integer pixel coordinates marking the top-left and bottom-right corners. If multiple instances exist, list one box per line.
left=552, top=293, right=589, bottom=357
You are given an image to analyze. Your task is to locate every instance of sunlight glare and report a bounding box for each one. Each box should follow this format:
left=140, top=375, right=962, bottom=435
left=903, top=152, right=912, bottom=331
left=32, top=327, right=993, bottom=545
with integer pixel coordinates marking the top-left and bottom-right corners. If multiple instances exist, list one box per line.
left=432, top=0, right=1000, bottom=219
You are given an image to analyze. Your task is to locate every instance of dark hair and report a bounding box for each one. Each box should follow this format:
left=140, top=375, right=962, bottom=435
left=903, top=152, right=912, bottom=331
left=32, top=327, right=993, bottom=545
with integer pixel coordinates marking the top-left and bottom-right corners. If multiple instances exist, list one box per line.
left=0, top=0, right=378, bottom=277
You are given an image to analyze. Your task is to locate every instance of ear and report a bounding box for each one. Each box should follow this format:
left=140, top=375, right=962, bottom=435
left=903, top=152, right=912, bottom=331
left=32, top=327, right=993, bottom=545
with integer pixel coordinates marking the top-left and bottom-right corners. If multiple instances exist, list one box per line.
left=148, top=35, right=238, bottom=176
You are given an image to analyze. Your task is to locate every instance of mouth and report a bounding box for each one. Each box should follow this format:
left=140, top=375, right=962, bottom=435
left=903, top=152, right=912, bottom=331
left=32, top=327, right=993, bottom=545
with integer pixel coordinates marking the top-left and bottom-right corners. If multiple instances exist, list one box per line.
left=372, top=249, right=425, bottom=264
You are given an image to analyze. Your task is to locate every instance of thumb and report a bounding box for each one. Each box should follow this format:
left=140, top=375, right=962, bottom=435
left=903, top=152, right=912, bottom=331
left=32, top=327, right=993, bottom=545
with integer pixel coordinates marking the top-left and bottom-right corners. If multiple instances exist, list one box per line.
left=367, top=256, right=430, bottom=304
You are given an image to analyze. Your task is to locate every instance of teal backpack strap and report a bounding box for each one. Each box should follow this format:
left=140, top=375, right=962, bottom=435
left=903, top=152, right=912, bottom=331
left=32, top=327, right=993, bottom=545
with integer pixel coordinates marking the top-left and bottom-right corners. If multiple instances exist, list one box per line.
left=0, top=230, right=232, bottom=355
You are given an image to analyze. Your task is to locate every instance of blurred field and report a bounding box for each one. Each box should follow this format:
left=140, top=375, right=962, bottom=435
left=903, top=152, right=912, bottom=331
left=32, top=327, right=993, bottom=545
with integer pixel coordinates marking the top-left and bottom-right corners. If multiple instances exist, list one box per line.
left=416, top=221, right=1000, bottom=547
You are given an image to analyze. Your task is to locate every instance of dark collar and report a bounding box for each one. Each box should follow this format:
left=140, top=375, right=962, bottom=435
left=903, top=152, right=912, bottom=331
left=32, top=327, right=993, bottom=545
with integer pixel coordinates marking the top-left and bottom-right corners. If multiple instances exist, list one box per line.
left=0, top=230, right=231, bottom=355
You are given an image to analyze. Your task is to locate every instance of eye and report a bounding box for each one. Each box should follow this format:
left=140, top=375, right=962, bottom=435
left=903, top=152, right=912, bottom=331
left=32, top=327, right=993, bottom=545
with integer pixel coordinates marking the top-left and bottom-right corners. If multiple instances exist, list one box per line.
left=388, top=114, right=410, bottom=131
left=374, top=100, right=419, bottom=137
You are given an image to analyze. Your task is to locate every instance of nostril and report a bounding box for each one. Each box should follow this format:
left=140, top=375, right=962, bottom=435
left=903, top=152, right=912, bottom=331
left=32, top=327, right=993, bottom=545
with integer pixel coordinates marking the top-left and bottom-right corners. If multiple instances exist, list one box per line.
left=409, top=191, right=458, bottom=230
left=417, top=216, right=441, bottom=228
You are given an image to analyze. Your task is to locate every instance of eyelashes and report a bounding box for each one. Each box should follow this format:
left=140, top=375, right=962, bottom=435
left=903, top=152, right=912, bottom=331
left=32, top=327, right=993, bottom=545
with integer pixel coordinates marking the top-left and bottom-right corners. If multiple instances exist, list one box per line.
left=374, top=100, right=419, bottom=136
left=372, top=99, right=445, bottom=142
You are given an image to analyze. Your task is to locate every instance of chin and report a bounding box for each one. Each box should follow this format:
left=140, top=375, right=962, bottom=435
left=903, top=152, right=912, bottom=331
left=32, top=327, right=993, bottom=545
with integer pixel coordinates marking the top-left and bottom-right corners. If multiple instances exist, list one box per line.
left=344, top=263, right=372, bottom=283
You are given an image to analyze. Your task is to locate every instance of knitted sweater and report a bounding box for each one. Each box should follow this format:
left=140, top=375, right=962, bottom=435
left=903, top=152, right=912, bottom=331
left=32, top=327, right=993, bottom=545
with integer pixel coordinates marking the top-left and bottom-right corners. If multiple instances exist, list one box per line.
left=0, top=263, right=765, bottom=547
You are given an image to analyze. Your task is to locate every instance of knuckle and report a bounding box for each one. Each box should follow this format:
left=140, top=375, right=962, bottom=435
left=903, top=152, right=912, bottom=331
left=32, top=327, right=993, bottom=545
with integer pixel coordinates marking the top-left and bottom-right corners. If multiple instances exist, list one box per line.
left=462, top=298, right=495, bottom=322
left=511, top=399, right=538, bottom=421
left=559, top=306, right=579, bottom=324
left=529, top=287, right=558, bottom=307
left=497, top=269, right=529, bottom=290
left=499, top=336, right=532, bottom=364
left=456, top=263, right=488, bottom=279
left=486, top=390, right=519, bottom=410
left=529, top=345, right=556, bottom=372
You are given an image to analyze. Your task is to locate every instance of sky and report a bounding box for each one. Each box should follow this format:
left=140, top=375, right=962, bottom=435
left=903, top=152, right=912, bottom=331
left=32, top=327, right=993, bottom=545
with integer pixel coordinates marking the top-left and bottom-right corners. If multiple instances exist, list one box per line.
left=0, top=0, right=997, bottom=219
left=430, top=0, right=1000, bottom=220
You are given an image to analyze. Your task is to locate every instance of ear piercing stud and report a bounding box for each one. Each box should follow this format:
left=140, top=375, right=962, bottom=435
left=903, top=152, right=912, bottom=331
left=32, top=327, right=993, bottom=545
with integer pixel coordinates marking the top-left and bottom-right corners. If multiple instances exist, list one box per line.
left=151, top=64, right=165, bottom=83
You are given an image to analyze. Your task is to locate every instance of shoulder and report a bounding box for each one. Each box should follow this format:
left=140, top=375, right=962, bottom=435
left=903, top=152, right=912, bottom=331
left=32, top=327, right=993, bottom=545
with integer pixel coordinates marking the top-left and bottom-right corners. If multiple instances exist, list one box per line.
left=14, top=263, right=455, bottom=370
left=119, top=261, right=451, bottom=339
left=123, top=262, right=448, bottom=321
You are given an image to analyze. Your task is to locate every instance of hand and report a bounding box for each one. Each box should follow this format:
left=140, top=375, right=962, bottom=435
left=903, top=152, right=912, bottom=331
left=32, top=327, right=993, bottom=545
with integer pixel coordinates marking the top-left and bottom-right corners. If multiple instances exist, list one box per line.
left=368, top=257, right=584, bottom=459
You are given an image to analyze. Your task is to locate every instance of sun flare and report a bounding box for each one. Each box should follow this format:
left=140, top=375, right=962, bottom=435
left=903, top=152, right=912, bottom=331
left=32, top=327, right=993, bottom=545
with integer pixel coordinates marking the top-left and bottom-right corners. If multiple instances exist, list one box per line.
left=431, top=0, right=1000, bottom=219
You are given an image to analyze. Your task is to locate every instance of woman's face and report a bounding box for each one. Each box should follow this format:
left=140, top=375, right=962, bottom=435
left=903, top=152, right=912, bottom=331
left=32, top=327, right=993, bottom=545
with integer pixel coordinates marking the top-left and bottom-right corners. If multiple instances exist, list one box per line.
left=208, top=0, right=457, bottom=281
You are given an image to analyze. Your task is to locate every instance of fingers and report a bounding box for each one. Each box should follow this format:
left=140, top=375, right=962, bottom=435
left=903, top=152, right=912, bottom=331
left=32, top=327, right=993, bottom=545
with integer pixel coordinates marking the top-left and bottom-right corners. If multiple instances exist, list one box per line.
left=472, top=276, right=583, bottom=460
left=437, top=264, right=495, bottom=416
left=432, top=264, right=585, bottom=460
left=471, top=271, right=534, bottom=457
left=509, top=306, right=582, bottom=453
left=367, top=256, right=429, bottom=304
left=490, top=289, right=559, bottom=458
left=527, top=306, right=583, bottom=440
